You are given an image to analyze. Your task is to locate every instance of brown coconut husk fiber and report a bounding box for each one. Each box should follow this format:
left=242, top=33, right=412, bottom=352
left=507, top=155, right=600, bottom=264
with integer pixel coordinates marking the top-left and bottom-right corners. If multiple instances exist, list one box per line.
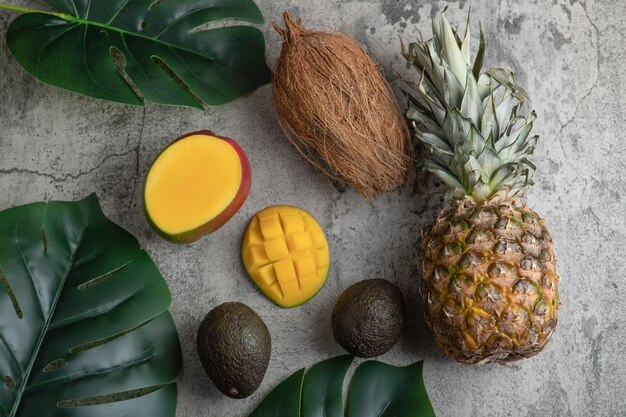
left=272, top=13, right=413, bottom=199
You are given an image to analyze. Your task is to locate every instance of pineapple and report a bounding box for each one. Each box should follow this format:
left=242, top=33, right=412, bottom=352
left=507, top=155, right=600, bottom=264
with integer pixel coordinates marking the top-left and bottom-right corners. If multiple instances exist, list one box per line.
left=403, top=12, right=559, bottom=364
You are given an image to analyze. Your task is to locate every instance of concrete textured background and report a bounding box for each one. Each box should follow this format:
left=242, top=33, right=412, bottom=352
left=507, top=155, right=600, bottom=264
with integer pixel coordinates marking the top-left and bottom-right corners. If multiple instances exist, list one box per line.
left=1, top=0, right=625, bottom=416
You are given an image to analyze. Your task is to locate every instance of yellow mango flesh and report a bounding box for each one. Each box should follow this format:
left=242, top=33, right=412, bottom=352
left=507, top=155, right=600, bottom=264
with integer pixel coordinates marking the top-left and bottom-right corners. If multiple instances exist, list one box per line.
left=242, top=206, right=330, bottom=307
left=144, top=134, right=242, bottom=236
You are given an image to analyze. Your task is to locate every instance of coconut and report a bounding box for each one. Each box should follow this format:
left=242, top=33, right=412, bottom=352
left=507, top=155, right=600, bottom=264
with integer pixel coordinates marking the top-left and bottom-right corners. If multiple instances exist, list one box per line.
left=271, top=13, right=413, bottom=199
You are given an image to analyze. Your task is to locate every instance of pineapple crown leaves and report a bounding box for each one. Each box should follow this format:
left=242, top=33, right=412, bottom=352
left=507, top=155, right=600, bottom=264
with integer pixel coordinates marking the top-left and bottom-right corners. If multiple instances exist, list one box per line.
left=402, top=11, right=538, bottom=202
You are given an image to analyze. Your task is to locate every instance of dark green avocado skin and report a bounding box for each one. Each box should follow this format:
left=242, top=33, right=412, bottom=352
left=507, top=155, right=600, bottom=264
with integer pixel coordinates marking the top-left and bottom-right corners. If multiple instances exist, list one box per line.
left=197, top=302, right=271, bottom=399
left=332, top=279, right=405, bottom=358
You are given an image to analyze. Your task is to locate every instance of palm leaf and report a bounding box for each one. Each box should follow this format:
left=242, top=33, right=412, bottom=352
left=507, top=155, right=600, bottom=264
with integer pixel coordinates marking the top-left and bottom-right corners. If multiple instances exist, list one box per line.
left=1, top=0, right=271, bottom=108
left=0, top=194, right=181, bottom=417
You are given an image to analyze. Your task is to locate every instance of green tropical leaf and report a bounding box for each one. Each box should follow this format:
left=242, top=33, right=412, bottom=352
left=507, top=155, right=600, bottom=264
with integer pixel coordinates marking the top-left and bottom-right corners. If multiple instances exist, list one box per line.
left=348, top=361, right=435, bottom=417
left=248, top=357, right=435, bottom=417
left=0, top=194, right=181, bottom=417
left=302, top=355, right=352, bottom=417
left=1, top=0, right=271, bottom=108
left=248, top=369, right=304, bottom=417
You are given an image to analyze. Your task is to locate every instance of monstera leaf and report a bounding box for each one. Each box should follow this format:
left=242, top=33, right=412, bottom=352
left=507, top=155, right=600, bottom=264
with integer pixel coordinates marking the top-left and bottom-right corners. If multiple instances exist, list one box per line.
left=249, top=356, right=436, bottom=417
left=0, top=0, right=271, bottom=108
left=0, top=194, right=181, bottom=417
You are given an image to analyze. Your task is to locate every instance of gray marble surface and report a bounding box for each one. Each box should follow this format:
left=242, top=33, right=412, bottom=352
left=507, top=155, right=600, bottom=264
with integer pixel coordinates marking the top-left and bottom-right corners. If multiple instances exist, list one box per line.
left=1, top=0, right=624, bottom=416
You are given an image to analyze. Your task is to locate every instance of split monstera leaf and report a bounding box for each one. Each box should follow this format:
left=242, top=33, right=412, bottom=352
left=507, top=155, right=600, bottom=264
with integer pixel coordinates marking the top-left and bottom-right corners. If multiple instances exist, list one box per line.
left=248, top=356, right=435, bottom=417
left=0, top=194, right=181, bottom=417
left=0, top=0, right=271, bottom=108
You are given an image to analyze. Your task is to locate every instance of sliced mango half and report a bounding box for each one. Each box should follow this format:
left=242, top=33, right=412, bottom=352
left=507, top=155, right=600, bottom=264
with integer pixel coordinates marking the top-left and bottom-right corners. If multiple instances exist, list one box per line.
left=242, top=206, right=330, bottom=307
left=144, top=130, right=251, bottom=243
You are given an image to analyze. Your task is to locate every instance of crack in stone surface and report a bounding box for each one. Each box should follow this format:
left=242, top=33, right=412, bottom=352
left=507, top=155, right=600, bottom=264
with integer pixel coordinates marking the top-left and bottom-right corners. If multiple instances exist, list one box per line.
left=125, top=108, right=147, bottom=213
left=0, top=149, right=136, bottom=182
left=556, top=1, right=601, bottom=157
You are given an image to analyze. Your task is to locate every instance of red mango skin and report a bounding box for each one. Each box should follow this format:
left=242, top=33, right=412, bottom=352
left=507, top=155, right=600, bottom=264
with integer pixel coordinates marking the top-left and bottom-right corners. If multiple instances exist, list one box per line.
left=143, top=130, right=251, bottom=244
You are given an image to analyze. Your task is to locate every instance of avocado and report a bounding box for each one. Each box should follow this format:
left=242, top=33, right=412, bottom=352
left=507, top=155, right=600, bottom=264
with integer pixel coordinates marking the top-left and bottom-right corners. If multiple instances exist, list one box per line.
left=331, top=279, right=405, bottom=358
left=197, top=302, right=271, bottom=399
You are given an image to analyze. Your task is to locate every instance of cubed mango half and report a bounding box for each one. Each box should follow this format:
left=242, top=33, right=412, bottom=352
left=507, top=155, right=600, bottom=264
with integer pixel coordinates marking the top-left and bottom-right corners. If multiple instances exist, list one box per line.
left=242, top=205, right=330, bottom=307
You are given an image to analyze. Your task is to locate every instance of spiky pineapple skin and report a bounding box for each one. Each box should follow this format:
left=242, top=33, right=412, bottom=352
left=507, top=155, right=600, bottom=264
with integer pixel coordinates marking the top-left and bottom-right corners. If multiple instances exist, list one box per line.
left=421, top=197, right=559, bottom=364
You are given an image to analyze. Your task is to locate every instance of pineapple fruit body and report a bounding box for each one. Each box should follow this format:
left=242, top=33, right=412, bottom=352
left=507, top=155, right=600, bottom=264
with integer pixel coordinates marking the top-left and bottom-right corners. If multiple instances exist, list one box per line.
left=421, top=196, right=559, bottom=364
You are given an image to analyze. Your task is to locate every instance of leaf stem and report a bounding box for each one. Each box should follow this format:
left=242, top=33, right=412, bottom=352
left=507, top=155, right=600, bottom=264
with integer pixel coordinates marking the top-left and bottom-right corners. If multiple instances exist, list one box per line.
left=0, top=2, right=68, bottom=19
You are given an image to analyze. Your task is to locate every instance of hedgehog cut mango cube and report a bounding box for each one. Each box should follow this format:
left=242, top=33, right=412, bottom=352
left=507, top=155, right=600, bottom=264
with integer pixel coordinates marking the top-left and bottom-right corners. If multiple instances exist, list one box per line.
left=242, top=205, right=330, bottom=307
